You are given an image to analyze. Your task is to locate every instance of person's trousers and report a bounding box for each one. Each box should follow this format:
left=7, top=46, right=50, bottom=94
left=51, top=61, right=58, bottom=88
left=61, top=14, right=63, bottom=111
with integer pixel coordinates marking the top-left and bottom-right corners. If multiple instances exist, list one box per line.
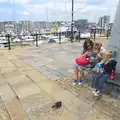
left=92, top=72, right=108, bottom=92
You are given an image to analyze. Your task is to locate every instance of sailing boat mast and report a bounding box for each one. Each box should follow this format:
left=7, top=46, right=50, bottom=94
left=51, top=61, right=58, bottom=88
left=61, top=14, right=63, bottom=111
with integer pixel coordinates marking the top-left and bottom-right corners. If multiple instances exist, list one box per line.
left=71, top=0, right=74, bottom=43
left=45, top=4, right=49, bottom=30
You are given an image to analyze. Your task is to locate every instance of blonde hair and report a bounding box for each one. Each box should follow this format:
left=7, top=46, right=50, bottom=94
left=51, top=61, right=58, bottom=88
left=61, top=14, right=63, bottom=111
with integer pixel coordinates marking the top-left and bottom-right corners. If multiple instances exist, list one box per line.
left=104, top=50, right=113, bottom=58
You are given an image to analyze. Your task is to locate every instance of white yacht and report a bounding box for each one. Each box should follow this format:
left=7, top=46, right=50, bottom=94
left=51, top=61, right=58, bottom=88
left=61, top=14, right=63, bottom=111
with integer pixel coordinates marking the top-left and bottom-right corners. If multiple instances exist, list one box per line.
left=12, top=38, right=21, bottom=42
left=0, top=37, right=8, bottom=48
left=22, top=36, right=34, bottom=45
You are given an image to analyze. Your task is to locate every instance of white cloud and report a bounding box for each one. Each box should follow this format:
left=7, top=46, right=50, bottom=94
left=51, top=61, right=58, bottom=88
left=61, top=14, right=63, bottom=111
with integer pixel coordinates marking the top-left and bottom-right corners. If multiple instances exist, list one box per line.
left=21, top=0, right=119, bottom=22
left=0, top=0, right=119, bottom=22
left=21, top=11, right=30, bottom=15
left=0, top=0, right=31, bottom=4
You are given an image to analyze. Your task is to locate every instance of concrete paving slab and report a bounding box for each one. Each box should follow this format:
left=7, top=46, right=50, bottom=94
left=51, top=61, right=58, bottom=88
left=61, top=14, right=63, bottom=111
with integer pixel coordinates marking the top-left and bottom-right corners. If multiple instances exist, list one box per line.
left=7, top=55, right=18, bottom=60
left=0, top=61, right=14, bottom=68
left=0, top=67, right=17, bottom=74
left=0, top=97, right=11, bottom=120
left=2, top=70, right=23, bottom=79
left=0, top=84, right=15, bottom=103
left=33, top=61, right=50, bottom=67
left=47, top=74, right=61, bottom=80
left=18, top=65, right=33, bottom=72
left=21, top=92, right=53, bottom=112
left=24, top=69, right=48, bottom=83
left=0, top=74, right=7, bottom=86
left=14, top=83, right=41, bottom=99
left=46, top=64, right=59, bottom=70
left=92, top=100, right=119, bottom=119
left=6, top=75, right=31, bottom=85
left=57, top=68, right=73, bottom=77
left=0, top=58, right=9, bottom=62
left=86, top=111, right=112, bottom=120
left=37, top=80, right=63, bottom=95
left=23, top=55, right=35, bottom=59
left=38, top=66, right=64, bottom=78
left=28, top=104, right=76, bottom=120
left=6, top=75, right=32, bottom=86
left=68, top=98, right=93, bottom=120
left=10, top=59, right=27, bottom=67
left=5, top=98, right=29, bottom=120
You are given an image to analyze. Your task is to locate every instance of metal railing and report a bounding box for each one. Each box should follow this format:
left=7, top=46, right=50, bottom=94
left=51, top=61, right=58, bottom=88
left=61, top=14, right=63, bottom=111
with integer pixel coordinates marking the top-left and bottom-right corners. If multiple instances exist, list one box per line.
left=1, top=31, right=110, bottom=50
left=2, top=33, right=63, bottom=50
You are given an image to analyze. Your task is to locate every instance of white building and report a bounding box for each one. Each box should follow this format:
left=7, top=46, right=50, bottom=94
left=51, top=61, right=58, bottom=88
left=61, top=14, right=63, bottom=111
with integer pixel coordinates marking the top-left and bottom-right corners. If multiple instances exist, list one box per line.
left=98, top=15, right=110, bottom=29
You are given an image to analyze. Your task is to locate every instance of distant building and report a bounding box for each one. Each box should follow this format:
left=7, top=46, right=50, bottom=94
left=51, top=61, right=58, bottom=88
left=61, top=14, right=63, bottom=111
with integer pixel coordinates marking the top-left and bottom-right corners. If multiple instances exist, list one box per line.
left=74, top=19, right=88, bottom=32
left=98, top=15, right=110, bottom=29
left=98, top=17, right=103, bottom=27
left=87, top=22, right=97, bottom=28
left=34, top=21, right=47, bottom=30
left=4, top=21, right=15, bottom=32
left=0, top=22, right=4, bottom=32
left=104, top=15, right=110, bottom=29
left=18, top=21, right=33, bottom=32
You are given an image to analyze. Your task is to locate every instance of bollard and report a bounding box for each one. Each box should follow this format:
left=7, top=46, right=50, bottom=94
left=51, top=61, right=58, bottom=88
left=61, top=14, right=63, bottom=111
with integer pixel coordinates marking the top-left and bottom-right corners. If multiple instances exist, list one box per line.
left=78, top=30, right=81, bottom=42
left=99, top=29, right=102, bottom=37
left=107, top=33, right=109, bottom=40
left=107, top=30, right=109, bottom=40
left=6, top=34, right=11, bottom=50
left=35, top=33, right=38, bottom=47
left=93, top=31, right=96, bottom=41
left=59, top=32, right=61, bottom=44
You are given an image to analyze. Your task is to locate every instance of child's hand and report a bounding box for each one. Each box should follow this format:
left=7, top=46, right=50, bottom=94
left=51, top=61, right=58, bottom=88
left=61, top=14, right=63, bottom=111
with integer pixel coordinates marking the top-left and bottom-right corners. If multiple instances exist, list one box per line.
left=85, top=52, right=89, bottom=55
left=82, top=52, right=89, bottom=57
left=97, top=53, right=101, bottom=58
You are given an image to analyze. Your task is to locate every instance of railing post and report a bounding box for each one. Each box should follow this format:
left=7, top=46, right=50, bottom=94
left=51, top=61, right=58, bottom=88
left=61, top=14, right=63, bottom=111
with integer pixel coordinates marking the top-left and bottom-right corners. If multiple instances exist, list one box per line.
left=35, top=33, right=38, bottom=47
left=59, top=32, right=61, bottom=44
left=79, top=30, right=81, bottom=42
left=100, top=29, right=102, bottom=37
left=6, top=34, right=11, bottom=50
left=107, top=29, right=109, bottom=40
left=93, top=30, right=96, bottom=41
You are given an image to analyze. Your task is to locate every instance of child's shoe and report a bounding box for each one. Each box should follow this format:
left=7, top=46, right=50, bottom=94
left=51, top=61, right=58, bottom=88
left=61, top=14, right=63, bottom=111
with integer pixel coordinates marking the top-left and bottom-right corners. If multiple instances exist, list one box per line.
left=73, top=80, right=78, bottom=85
left=78, top=79, right=85, bottom=85
left=92, top=89, right=97, bottom=94
left=94, top=90, right=100, bottom=96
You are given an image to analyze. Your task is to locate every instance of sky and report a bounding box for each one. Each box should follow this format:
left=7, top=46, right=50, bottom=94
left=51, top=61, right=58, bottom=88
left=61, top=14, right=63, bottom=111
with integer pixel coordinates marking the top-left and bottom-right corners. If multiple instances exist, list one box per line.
left=0, top=0, right=119, bottom=22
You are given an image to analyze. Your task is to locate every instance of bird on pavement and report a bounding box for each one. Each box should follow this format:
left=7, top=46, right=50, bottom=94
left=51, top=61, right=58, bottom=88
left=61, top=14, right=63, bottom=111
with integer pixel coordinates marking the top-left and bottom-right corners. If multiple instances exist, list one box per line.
left=52, top=101, right=62, bottom=109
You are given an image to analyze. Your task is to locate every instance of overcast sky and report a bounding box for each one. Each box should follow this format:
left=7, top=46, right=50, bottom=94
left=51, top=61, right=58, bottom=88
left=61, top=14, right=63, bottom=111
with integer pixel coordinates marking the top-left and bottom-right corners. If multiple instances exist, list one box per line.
left=0, top=0, right=119, bottom=22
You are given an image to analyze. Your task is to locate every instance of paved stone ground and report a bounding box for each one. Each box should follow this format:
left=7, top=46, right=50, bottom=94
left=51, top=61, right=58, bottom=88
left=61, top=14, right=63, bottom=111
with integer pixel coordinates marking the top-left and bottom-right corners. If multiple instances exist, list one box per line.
left=23, top=42, right=83, bottom=80
left=0, top=38, right=120, bottom=120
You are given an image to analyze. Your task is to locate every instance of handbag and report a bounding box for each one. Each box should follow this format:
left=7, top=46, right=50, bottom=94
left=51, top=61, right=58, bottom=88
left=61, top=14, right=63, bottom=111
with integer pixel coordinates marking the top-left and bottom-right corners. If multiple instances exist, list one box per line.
left=75, top=56, right=90, bottom=66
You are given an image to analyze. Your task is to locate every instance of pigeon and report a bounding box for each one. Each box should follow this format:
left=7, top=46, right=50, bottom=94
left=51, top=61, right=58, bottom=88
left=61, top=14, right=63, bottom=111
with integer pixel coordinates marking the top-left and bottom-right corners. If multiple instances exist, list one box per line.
left=52, top=101, right=62, bottom=109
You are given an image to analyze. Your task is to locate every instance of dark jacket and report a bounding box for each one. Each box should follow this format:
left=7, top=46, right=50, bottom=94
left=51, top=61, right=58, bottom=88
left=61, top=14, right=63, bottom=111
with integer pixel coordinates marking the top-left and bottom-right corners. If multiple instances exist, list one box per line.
left=102, top=60, right=117, bottom=74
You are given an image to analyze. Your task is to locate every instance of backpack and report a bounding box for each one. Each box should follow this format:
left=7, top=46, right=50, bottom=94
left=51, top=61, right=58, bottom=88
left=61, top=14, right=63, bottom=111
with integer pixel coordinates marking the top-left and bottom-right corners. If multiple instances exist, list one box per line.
left=102, top=59, right=117, bottom=74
